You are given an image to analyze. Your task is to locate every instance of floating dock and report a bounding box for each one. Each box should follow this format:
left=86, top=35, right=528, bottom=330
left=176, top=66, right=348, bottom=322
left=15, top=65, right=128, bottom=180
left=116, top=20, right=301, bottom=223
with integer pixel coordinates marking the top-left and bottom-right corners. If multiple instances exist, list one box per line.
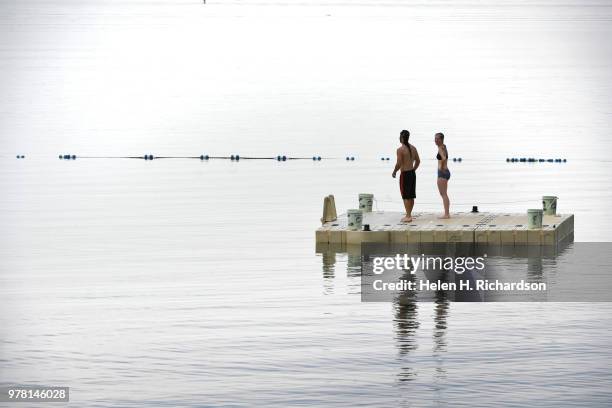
left=316, top=211, right=574, bottom=246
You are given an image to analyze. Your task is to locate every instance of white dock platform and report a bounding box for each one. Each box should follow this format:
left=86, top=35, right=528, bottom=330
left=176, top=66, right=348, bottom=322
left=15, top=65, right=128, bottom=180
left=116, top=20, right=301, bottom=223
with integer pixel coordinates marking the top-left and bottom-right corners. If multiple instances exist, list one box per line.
left=316, top=211, right=574, bottom=246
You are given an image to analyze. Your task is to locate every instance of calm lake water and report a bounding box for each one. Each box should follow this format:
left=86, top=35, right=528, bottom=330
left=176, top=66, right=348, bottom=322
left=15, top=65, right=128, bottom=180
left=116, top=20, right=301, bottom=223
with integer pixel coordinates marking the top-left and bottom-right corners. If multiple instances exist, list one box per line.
left=1, top=1, right=612, bottom=406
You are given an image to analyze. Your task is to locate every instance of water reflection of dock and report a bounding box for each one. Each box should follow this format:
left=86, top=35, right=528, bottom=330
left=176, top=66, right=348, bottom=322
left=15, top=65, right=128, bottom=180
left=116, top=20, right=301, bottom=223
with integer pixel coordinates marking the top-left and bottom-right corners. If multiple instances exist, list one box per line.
left=317, top=239, right=577, bottom=302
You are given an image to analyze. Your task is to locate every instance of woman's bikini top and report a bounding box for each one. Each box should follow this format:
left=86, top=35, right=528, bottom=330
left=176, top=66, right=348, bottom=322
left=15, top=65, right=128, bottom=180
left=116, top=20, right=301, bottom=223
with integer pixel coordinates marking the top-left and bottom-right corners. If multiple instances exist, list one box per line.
left=436, top=145, right=448, bottom=160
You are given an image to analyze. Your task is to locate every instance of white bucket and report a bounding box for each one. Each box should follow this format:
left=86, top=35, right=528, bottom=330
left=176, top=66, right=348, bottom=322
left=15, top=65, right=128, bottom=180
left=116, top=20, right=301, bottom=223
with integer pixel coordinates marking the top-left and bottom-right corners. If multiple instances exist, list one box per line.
left=527, top=209, right=543, bottom=229
left=359, top=193, right=374, bottom=213
left=542, top=196, right=558, bottom=215
left=347, top=209, right=363, bottom=231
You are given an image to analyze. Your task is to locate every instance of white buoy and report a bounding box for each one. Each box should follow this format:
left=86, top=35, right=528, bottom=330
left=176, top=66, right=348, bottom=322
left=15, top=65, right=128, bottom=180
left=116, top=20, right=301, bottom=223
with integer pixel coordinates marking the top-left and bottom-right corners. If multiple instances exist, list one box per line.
left=359, top=193, right=374, bottom=213
left=347, top=209, right=363, bottom=231
left=542, top=196, right=558, bottom=215
left=527, top=209, right=543, bottom=229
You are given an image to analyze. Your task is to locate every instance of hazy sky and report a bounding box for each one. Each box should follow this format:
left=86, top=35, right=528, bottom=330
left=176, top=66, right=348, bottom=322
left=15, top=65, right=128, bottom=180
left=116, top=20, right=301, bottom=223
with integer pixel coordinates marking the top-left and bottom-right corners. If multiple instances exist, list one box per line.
left=1, top=0, right=611, bottom=158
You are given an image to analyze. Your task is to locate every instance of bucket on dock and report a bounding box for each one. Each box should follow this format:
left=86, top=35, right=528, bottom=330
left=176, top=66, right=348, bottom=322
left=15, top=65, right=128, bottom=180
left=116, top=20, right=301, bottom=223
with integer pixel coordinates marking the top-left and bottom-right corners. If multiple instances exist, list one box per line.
left=542, top=196, right=558, bottom=215
left=527, top=209, right=543, bottom=229
left=359, top=193, right=374, bottom=212
left=347, top=209, right=363, bottom=231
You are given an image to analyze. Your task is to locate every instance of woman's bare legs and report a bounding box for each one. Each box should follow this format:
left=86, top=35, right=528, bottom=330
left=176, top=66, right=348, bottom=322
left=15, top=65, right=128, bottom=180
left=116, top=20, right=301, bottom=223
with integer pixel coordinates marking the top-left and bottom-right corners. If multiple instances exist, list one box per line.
left=437, top=177, right=450, bottom=218
left=401, top=199, right=414, bottom=222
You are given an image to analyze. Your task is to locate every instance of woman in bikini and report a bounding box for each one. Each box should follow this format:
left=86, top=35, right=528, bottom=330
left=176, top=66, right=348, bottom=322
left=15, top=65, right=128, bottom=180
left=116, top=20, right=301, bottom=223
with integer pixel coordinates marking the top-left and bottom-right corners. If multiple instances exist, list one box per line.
left=392, top=130, right=420, bottom=222
left=435, top=132, right=451, bottom=219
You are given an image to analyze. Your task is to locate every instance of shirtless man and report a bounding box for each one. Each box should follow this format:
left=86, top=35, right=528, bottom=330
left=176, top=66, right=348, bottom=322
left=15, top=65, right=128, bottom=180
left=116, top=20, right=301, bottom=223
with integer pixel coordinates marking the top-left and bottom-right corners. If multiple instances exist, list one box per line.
left=392, top=130, right=420, bottom=222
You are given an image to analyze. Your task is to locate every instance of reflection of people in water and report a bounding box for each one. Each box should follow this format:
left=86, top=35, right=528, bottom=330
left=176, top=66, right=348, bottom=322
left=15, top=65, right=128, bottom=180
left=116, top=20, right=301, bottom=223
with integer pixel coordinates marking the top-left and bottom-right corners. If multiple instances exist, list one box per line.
left=318, top=246, right=451, bottom=382
left=394, top=269, right=419, bottom=383
left=432, top=289, right=449, bottom=354
left=394, top=273, right=419, bottom=357
left=392, top=130, right=421, bottom=223
left=393, top=255, right=449, bottom=383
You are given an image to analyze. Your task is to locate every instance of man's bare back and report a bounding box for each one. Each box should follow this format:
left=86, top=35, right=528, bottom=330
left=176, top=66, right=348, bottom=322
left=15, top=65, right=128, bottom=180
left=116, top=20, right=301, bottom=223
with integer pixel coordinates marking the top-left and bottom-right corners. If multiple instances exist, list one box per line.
left=397, top=144, right=417, bottom=171
left=392, top=133, right=421, bottom=223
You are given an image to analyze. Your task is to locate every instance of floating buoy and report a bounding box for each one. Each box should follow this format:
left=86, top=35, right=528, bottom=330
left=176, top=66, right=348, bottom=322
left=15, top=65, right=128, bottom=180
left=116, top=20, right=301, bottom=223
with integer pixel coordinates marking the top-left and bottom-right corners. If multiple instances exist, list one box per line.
left=457, top=157, right=462, bottom=162
left=514, top=158, right=570, bottom=163
left=200, top=154, right=209, bottom=160
left=277, top=155, right=281, bottom=161
left=350, top=157, right=355, bottom=161
left=317, top=156, right=321, bottom=161
left=381, top=157, right=385, bottom=161
left=504, top=157, right=570, bottom=163
left=282, top=155, right=287, bottom=161
left=71, top=155, right=76, bottom=160
left=235, top=154, right=240, bottom=161
left=346, top=157, right=349, bottom=161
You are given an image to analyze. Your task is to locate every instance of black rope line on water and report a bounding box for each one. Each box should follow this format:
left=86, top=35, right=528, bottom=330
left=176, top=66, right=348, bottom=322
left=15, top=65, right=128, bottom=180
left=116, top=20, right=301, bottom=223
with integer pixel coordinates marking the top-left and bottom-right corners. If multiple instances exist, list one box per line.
left=63, top=155, right=566, bottom=163
left=507, top=158, right=567, bottom=163
left=7, top=154, right=574, bottom=162
left=58, top=155, right=330, bottom=161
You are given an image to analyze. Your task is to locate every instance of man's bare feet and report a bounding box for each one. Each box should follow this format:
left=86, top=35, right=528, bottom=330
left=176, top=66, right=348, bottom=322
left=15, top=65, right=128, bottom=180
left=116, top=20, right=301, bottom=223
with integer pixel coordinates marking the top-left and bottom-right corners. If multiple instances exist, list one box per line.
left=401, top=215, right=413, bottom=222
left=438, top=214, right=451, bottom=219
